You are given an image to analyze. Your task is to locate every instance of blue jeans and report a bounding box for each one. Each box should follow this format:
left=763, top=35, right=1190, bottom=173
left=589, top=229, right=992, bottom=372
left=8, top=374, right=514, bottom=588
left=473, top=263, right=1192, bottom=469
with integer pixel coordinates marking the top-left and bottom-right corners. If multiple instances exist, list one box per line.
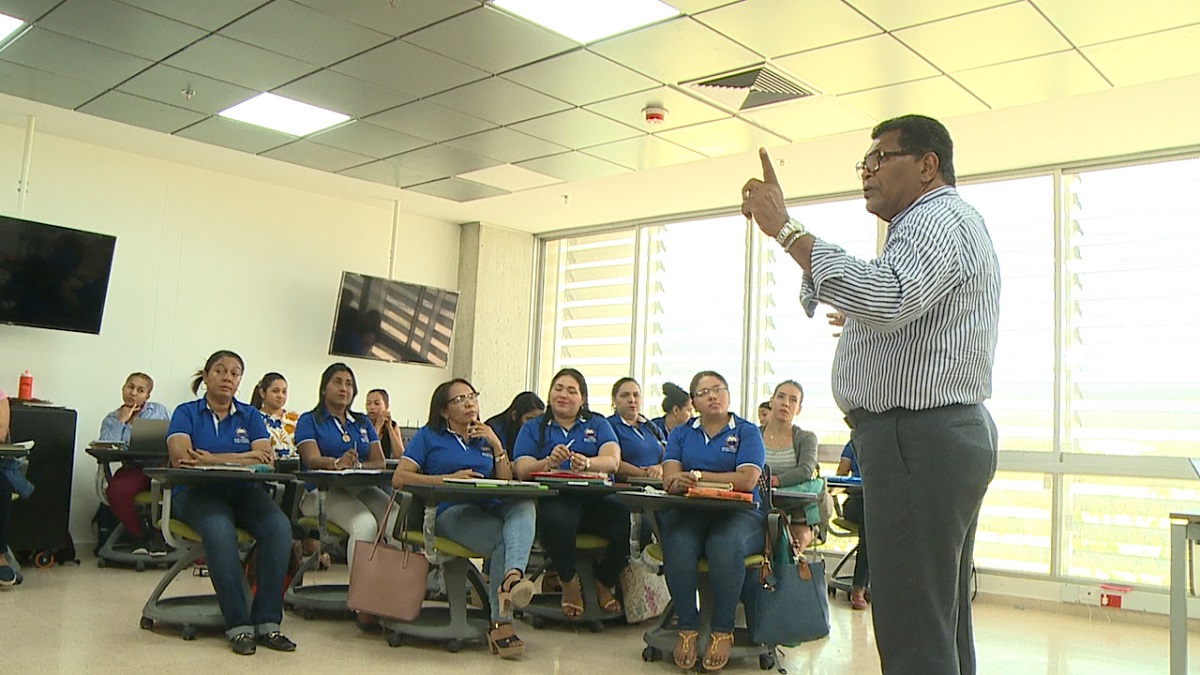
left=436, top=500, right=537, bottom=621
left=660, top=508, right=764, bottom=633
left=174, top=484, right=293, bottom=638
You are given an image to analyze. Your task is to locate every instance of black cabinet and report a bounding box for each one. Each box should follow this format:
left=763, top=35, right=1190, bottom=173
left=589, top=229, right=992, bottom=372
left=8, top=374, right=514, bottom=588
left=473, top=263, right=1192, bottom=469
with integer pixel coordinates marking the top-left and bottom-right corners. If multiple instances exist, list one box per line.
left=8, top=404, right=77, bottom=557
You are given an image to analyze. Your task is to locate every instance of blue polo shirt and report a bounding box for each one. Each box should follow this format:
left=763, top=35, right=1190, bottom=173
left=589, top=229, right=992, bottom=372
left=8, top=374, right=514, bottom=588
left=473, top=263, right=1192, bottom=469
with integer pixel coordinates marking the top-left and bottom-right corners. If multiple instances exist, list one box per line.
left=167, top=398, right=270, bottom=454
left=512, top=414, right=618, bottom=470
left=294, top=408, right=378, bottom=463
left=664, top=414, right=765, bottom=505
left=403, top=425, right=498, bottom=513
left=841, top=441, right=860, bottom=477
left=608, top=414, right=664, bottom=468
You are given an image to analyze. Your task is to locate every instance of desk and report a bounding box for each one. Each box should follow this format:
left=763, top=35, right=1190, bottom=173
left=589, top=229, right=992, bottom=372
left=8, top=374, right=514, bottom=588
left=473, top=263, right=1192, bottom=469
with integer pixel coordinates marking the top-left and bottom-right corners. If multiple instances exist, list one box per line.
left=1170, top=510, right=1200, bottom=675
left=0, top=444, right=30, bottom=459
left=144, top=468, right=295, bottom=549
left=403, top=482, right=554, bottom=504
left=86, top=445, right=178, bottom=570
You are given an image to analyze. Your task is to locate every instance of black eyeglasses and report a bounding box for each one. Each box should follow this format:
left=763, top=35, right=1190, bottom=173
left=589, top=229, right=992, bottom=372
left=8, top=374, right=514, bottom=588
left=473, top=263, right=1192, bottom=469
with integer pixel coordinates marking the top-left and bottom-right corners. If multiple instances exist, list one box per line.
left=856, top=150, right=919, bottom=175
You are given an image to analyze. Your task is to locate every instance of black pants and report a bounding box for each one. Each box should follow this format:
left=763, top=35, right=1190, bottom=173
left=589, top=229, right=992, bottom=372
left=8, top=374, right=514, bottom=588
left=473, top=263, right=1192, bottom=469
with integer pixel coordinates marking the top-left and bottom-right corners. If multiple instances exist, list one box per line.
left=536, top=494, right=630, bottom=586
left=850, top=404, right=997, bottom=675
left=841, top=492, right=869, bottom=588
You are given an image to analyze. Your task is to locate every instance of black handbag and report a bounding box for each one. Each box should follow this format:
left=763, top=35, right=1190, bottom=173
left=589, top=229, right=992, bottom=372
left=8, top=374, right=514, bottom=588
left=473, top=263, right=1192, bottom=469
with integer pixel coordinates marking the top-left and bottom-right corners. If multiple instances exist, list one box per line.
left=745, top=468, right=831, bottom=647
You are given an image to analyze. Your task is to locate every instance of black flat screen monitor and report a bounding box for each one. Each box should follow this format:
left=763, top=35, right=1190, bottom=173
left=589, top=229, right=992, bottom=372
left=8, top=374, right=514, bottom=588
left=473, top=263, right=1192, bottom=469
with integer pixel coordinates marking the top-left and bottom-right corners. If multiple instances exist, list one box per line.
left=329, top=272, right=458, bottom=367
left=0, top=214, right=116, bottom=335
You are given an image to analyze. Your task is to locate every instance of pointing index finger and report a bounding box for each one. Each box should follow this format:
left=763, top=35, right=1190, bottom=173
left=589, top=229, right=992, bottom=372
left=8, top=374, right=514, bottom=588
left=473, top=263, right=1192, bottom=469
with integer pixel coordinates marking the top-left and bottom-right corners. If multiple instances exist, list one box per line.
left=759, top=147, right=779, bottom=186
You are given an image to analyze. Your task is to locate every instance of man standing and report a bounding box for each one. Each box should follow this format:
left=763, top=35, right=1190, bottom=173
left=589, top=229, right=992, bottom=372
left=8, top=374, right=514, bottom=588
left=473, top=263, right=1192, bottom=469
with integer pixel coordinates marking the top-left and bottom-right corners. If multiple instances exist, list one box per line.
left=741, top=115, right=1000, bottom=675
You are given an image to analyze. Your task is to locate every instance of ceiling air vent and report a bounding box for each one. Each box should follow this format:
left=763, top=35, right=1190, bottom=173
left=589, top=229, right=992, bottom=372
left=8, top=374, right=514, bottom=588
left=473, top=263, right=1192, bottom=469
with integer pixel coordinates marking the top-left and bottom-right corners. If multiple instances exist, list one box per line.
left=683, top=65, right=815, bottom=112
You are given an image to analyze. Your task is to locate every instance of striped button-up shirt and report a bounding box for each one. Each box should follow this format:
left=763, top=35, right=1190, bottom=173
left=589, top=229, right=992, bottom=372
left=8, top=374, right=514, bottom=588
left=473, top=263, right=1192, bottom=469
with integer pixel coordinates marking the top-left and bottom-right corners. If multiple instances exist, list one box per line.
left=800, top=185, right=1000, bottom=414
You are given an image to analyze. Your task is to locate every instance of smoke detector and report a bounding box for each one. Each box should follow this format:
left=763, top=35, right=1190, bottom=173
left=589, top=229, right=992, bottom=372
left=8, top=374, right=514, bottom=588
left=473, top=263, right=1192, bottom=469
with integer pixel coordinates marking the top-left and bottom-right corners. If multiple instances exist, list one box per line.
left=642, top=105, right=668, bottom=125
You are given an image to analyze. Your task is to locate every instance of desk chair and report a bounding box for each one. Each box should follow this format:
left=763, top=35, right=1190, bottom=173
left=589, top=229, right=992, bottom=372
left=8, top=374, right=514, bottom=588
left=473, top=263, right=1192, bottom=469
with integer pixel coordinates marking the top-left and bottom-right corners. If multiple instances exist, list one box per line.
left=825, top=495, right=863, bottom=599
left=94, top=476, right=183, bottom=571
left=5, top=494, right=21, bottom=585
left=284, top=516, right=349, bottom=619
left=517, top=534, right=624, bottom=633
left=139, top=481, right=256, bottom=640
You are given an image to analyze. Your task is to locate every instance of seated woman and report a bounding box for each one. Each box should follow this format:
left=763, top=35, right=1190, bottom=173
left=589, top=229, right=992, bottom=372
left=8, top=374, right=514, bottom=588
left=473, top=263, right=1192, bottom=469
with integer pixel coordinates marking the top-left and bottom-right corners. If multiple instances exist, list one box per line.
left=760, top=380, right=820, bottom=554
left=484, top=391, right=545, bottom=454
left=166, top=350, right=295, bottom=655
left=0, top=388, right=15, bottom=587
left=513, top=368, right=629, bottom=619
left=392, top=378, right=537, bottom=659
left=756, top=400, right=772, bottom=427
left=661, top=370, right=764, bottom=673
left=837, top=440, right=869, bottom=610
left=294, top=363, right=389, bottom=630
left=608, top=377, right=665, bottom=481
left=98, top=372, right=171, bottom=556
left=251, top=372, right=299, bottom=461
left=364, top=388, right=405, bottom=459
left=648, top=382, right=692, bottom=441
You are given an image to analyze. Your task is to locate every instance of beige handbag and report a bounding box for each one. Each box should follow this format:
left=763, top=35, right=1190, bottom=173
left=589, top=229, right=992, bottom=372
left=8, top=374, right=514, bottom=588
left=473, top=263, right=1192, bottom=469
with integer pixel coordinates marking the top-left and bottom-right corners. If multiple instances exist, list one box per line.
left=346, top=493, right=428, bottom=622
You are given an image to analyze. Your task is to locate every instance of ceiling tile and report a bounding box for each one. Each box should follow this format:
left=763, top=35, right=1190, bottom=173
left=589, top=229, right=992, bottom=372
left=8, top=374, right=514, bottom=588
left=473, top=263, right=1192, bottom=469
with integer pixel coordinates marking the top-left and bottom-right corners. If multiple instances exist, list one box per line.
left=407, top=177, right=509, bottom=202
left=393, top=144, right=503, bottom=178
left=272, top=70, right=412, bottom=118
left=0, top=59, right=109, bottom=109
left=502, top=50, right=658, bottom=106
left=516, top=151, right=630, bottom=182
left=895, top=3, right=1072, bottom=73
left=116, top=0, right=269, bottom=31
left=844, top=0, right=1013, bottom=31
left=443, top=127, right=567, bottom=164
left=956, top=51, right=1110, bottom=109
left=427, top=77, right=571, bottom=126
left=174, top=116, right=294, bottom=154
left=695, top=0, right=880, bottom=58
left=740, top=95, right=877, bottom=142
left=1083, top=24, right=1200, bottom=87
left=585, top=86, right=727, bottom=132
left=0, top=27, right=153, bottom=86
left=118, top=64, right=257, bottom=115
left=664, top=0, right=740, bottom=12
left=590, top=17, right=760, bottom=85
left=458, top=164, right=563, bottom=192
left=292, top=0, right=477, bottom=38
left=582, top=135, right=705, bottom=170
left=364, top=100, right=495, bottom=142
left=840, top=76, right=988, bottom=122
left=406, top=5, right=576, bottom=74
left=261, top=139, right=374, bottom=172
left=337, top=157, right=443, bottom=188
left=308, top=121, right=429, bottom=159
left=77, top=90, right=206, bottom=133
left=1033, top=0, right=1200, bottom=47
left=166, top=35, right=316, bottom=91
left=220, top=0, right=390, bottom=67
left=512, top=108, right=644, bottom=149
left=40, top=0, right=206, bottom=61
left=775, top=35, right=939, bottom=96
left=332, top=39, right=488, bottom=98
left=0, top=0, right=63, bottom=22
left=656, top=116, right=787, bottom=157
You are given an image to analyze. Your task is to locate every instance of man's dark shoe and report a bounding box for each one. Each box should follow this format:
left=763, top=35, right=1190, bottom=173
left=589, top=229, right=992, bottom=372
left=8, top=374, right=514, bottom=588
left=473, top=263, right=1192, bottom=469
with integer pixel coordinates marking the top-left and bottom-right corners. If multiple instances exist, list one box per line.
left=229, top=633, right=256, bottom=655
left=256, top=631, right=297, bottom=652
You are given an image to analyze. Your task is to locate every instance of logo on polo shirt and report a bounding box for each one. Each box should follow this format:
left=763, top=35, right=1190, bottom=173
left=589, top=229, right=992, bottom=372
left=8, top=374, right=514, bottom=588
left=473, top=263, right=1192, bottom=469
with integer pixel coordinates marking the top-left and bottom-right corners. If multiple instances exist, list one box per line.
left=722, top=434, right=739, bottom=452
left=584, top=428, right=597, bottom=443
left=359, top=427, right=370, bottom=444
left=234, top=427, right=250, bottom=444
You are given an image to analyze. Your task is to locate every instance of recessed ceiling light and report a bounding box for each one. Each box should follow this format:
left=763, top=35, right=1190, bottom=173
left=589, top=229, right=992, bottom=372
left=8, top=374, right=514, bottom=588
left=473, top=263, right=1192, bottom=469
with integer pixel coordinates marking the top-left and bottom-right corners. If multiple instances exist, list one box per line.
left=0, top=13, right=26, bottom=46
left=218, top=93, right=350, bottom=136
left=493, top=0, right=678, bottom=43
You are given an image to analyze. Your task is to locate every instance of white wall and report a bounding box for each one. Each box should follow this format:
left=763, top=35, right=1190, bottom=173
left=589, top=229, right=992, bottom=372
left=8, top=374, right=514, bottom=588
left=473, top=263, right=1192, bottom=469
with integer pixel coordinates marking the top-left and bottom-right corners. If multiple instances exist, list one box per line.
left=0, top=123, right=461, bottom=544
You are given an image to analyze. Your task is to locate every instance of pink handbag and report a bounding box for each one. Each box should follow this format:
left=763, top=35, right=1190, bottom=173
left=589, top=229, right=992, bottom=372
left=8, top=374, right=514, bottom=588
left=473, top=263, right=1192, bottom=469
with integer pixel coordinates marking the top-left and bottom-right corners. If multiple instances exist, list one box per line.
left=346, top=495, right=428, bottom=621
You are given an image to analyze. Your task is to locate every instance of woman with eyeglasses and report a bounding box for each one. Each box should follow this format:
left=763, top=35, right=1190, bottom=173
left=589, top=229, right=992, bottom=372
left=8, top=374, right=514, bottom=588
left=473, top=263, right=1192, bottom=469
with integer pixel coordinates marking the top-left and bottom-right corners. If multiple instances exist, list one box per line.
left=660, top=371, right=765, bottom=672
left=393, top=380, right=537, bottom=659
left=294, top=363, right=389, bottom=630
left=512, top=368, right=629, bottom=619
left=760, top=380, right=821, bottom=554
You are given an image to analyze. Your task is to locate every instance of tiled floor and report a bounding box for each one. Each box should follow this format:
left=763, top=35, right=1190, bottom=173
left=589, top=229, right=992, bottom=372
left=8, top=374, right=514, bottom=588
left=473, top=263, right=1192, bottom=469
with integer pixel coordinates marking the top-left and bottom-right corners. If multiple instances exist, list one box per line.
left=0, top=551, right=1193, bottom=674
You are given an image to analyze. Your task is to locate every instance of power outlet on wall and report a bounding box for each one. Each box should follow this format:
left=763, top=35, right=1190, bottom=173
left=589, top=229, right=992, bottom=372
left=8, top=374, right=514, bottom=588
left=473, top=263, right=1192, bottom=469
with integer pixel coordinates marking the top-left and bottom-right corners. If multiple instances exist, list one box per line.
left=1079, top=586, right=1101, bottom=604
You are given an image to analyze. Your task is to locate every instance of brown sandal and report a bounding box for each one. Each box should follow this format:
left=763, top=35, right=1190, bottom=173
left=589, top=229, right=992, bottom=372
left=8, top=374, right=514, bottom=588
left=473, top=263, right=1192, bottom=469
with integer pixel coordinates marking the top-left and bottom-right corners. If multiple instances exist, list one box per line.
left=559, top=576, right=584, bottom=618
left=594, top=579, right=621, bottom=614
left=702, top=631, right=734, bottom=671
left=673, top=629, right=699, bottom=669
left=487, top=621, right=525, bottom=659
left=499, top=570, right=536, bottom=615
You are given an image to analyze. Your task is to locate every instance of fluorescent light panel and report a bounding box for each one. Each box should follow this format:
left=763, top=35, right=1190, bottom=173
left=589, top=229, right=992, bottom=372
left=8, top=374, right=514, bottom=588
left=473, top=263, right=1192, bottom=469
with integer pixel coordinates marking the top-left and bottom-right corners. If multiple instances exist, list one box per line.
left=219, top=93, right=350, bottom=136
left=493, top=0, right=678, bottom=43
left=0, top=13, right=25, bottom=44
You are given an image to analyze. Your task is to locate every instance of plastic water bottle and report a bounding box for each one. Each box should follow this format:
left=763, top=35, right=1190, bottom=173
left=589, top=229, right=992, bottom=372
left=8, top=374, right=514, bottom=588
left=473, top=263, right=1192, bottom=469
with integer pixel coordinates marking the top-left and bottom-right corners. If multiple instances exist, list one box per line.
left=18, top=370, right=33, bottom=399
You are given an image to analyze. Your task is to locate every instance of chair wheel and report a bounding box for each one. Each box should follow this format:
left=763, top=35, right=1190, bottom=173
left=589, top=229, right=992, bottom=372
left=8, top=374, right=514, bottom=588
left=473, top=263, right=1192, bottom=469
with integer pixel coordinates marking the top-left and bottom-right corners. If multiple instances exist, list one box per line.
left=642, top=646, right=662, bottom=662
left=529, top=615, right=544, bottom=629
left=181, top=625, right=197, bottom=641
left=96, top=558, right=107, bottom=569
left=140, top=617, right=153, bottom=630
left=587, top=620, right=604, bottom=633
left=760, top=653, right=776, bottom=670
left=387, top=633, right=404, bottom=648
left=34, top=551, right=55, bottom=568
left=446, top=639, right=462, bottom=653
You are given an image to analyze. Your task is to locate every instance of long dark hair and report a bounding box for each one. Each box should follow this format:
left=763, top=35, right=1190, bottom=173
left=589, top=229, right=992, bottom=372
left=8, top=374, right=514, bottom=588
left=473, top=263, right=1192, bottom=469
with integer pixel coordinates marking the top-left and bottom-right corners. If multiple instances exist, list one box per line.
left=484, top=391, right=545, bottom=451
left=661, top=381, right=689, bottom=415
left=427, top=378, right=475, bottom=433
left=190, top=350, right=245, bottom=395
left=312, top=362, right=359, bottom=423
left=251, top=372, right=286, bottom=410
left=537, top=368, right=591, bottom=447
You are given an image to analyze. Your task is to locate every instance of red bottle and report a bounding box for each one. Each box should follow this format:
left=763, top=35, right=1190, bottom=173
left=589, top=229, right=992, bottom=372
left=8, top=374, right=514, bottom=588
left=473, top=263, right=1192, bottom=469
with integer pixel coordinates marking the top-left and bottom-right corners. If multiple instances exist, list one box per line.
left=18, top=370, right=33, bottom=399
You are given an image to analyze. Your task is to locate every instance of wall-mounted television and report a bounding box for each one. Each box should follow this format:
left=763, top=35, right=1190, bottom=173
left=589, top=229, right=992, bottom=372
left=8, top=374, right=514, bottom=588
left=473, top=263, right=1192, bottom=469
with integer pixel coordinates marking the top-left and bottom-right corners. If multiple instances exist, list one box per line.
left=0, top=215, right=116, bottom=335
left=329, top=272, right=459, bottom=367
